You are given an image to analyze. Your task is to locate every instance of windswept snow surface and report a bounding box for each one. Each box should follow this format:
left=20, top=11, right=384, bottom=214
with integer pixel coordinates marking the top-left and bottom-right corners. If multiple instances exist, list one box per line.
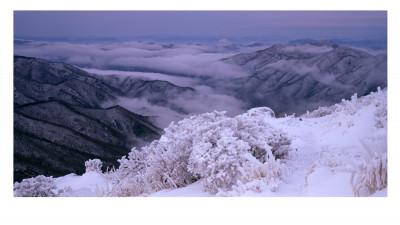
left=48, top=89, right=387, bottom=197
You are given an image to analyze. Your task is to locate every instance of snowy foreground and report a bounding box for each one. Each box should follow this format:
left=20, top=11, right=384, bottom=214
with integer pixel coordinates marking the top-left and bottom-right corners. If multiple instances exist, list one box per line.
left=14, top=89, right=387, bottom=197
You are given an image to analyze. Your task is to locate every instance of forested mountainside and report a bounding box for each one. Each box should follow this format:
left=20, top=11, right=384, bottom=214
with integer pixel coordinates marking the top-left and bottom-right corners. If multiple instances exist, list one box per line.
left=223, top=40, right=387, bottom=114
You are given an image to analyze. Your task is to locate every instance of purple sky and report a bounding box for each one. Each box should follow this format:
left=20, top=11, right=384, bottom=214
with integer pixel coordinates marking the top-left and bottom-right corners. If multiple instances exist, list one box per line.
left=14, top=11, right=387, bottom=40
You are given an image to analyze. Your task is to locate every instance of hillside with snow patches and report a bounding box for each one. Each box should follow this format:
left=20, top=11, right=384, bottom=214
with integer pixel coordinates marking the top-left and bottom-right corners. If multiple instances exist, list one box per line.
left=13, top=88, right=387, bottom=197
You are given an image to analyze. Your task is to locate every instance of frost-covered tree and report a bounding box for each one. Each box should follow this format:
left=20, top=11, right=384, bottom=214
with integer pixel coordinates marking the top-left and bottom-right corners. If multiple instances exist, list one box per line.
left=14, top=175, right=58, bottom=197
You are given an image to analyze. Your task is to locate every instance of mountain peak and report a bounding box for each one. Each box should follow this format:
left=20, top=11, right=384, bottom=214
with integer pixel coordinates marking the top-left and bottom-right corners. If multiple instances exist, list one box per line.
left=306, top=40, right=338, bottom=48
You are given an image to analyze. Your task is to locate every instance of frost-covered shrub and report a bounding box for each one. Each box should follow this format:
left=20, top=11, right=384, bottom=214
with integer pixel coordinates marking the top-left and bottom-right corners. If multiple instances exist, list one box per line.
left=239, top=153, right=286, bottom=192
left=215, top=154, right=287, bottom=196
left=266, top=132, right=292, bottom=159
left=97, top=173, right=148, bottom=197
left=106, top=109, right=292, bottom=196
left=302, top=88, right=387, bottom=123
left=115, top=148, right=146, bottom=180
left=142, top=111, right=243, bottom=193
left=374, top=99, right=387, bottom=129
left=14, top=175, right=57, bottom=197
left=246, top=107, right=275, bottom=118
left=98, top=148, right=150, bottom=196
left=302, top=105, right=337, bottom=118
left=188, top=129, right=250, bottom=194
left=351, top=137, right=387, bottom=197
left=144, top=138, right=196, bottom=191
left=85, top=159, right=102, bottom=173
left=235, top=111, right=291, bottom=161
left=143, top=113, right=218, bottom=190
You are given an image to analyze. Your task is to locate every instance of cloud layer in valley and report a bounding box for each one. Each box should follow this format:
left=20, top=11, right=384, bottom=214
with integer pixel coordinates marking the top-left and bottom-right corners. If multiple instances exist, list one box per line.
left=14, top=40, right=259, bottom=128
left=102, top=85, right=248, bottom=128
left=14, top=40, right=259, bottom=80
left=15, top=39, right=386, bottom=127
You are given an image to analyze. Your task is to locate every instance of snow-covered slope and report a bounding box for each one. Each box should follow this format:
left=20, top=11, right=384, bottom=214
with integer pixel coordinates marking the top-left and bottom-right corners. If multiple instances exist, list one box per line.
left=14, top=88, right=387, bottom=197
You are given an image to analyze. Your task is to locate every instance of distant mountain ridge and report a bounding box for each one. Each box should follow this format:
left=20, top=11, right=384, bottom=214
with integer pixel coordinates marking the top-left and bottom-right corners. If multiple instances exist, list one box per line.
left=14, top=56, right=121, bottom=107
left=222, top=40, right=387, bottom=114
left=14, top=56, right=195, bottom=108
left=288, top=38, right=386, bottom=49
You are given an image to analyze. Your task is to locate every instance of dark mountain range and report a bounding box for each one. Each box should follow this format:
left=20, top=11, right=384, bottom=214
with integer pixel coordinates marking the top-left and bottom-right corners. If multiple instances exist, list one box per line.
left=14, top=56, right=121, bottom=107
left=14, top=100, right=160, bottom=181
left=222, top=40, right=387, bottom=114
left=14, top=56, right=194, bottom=182
left=99, top=74, right=195, bottom=114
left=14, top=56, right=195, bottom=109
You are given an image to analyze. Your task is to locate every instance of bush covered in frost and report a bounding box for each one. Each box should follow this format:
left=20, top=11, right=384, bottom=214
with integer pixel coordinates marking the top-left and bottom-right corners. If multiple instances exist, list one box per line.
left=115, top=148, right=146, bottom=180
left=99, top=149, right=150, bottom=197
left=300, top=88, right=387, bottom=197
left=302, top=106, right=337, bottom=118
left=235, top=111, right=291, bottom=161
left=106, top=108, right=292, bottom=196
left=14, top=175, right=57, bottom=197
left=187, top=129, right=251, bottom=194
left=350, top=137, right=387, bottom=197
left=216, top=154, right=287, bottom=196
left=85, top=159, right=103, bottom=173
left=97, top=173, right=148, bottom=197
left=302, top=87, right=387, bottom=121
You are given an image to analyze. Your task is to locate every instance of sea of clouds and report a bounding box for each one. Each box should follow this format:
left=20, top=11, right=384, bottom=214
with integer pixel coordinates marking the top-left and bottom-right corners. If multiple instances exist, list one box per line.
left=15, top=40, right=265, bottom=127
left=15, top=39, right=385, bottom=127
left=14, top=40, right=264, bottom=79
